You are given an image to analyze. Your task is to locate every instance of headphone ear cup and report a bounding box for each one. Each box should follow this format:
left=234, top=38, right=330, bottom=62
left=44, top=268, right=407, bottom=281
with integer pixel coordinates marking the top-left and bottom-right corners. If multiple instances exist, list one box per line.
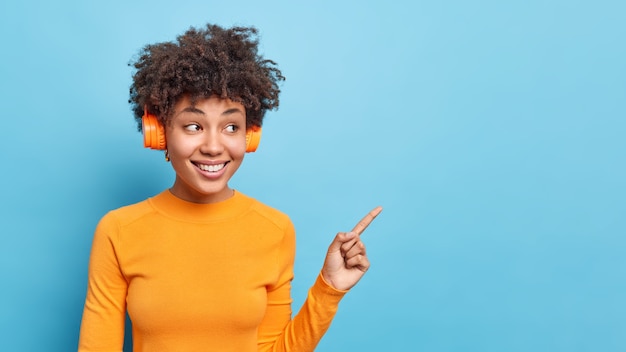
left=245, top=126, right=262, bottom=153
left=142, top=112, right=166, bottom=150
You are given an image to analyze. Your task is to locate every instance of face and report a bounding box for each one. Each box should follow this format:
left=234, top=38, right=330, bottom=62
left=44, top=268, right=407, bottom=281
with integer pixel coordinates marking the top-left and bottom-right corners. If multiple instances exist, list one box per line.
left=166, top=95, right=247, bottom=203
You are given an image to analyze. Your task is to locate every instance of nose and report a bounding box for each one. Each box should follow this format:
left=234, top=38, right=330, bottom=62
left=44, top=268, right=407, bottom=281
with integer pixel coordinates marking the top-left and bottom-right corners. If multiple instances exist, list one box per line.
left=199, top=130, right=224, bottom=156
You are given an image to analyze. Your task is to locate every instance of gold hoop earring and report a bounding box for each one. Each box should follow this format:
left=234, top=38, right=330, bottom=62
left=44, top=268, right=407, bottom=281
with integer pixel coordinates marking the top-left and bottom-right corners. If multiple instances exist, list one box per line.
left=164, top=149, right=170, bottom=162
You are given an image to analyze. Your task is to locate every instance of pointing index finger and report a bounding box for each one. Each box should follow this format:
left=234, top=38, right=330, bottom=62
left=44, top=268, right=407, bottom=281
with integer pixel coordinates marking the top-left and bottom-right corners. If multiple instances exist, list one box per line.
left=351, top=206, right=383, bottom=236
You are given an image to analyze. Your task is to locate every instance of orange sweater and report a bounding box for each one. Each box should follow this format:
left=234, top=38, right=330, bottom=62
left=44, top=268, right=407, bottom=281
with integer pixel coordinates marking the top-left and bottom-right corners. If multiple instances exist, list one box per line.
left=79, top=190, right=346, bottom=351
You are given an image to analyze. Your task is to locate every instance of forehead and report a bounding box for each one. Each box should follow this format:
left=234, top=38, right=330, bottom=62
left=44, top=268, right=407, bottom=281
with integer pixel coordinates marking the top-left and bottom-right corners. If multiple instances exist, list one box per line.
left=173, top=95, right=246, bottom=119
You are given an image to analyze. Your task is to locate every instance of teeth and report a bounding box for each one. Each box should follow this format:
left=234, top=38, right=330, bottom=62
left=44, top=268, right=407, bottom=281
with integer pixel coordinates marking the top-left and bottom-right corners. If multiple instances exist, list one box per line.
left=197, top=163, right=225, bottom=172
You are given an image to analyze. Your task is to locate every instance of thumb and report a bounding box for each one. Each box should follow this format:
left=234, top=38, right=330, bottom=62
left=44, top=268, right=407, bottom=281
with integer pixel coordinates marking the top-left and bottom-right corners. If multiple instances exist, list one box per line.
left=327, top=231, right=357, bottom=253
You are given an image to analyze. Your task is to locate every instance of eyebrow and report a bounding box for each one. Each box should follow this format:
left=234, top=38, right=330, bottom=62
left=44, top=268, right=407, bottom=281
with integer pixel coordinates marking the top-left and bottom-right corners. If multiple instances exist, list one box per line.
left=221, top=108, right=244, bottom=116
left=180, top=106, right=205, bottom=115
left=177, top=106, right=244, bottom=116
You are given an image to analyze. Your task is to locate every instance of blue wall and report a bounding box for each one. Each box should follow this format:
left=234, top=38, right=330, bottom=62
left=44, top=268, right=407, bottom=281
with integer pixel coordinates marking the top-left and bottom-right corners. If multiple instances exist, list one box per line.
left=1, top=0, right=624, bottom=351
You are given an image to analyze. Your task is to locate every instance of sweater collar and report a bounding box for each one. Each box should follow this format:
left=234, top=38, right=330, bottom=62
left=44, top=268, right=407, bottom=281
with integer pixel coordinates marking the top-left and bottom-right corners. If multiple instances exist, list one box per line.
left=148, top=189, right=253, bottom=223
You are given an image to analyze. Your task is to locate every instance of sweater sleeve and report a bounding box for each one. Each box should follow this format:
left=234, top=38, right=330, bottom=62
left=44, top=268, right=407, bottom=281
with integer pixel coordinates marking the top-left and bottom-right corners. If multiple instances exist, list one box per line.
left=257, top=222, right=348, bottom=352
left=78, top=213, right=128, bottom=352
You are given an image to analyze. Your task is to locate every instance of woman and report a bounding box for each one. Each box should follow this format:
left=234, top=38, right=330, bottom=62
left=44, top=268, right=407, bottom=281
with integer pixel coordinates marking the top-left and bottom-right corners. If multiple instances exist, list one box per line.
left=78, top=23, right=381, bottom=351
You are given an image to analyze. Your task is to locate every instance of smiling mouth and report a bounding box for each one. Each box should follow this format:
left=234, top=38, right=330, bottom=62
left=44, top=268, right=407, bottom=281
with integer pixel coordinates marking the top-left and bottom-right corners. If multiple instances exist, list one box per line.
left=194, top=162, right=228, bottom=173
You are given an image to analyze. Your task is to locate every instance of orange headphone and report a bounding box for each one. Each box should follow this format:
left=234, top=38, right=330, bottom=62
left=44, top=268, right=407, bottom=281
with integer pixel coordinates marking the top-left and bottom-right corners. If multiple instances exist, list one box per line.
left=141, top=107, right=262, bottom=153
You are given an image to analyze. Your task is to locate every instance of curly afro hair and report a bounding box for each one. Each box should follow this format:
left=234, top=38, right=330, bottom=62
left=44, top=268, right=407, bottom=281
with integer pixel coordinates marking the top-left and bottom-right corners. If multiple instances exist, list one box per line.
left=128, top=24, right=285, bottom=130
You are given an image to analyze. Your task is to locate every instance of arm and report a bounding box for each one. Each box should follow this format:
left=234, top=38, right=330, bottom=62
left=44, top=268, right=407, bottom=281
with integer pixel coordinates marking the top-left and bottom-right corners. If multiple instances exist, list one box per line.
left=257, top=220, right=345, bottom=352
left=257, top=206, right=382, bottom=351
left=78, top=214, right=128, bottom=352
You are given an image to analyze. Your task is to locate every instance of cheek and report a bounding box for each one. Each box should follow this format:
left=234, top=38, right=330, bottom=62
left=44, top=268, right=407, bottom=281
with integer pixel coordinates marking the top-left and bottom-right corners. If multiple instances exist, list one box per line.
left=166, top=140, right=196, bottom=169
left=167, top=141, right=193, bottom=159
left=165, top=131, right=193, bottom=155
left=228, top=137, right=247, bottom=158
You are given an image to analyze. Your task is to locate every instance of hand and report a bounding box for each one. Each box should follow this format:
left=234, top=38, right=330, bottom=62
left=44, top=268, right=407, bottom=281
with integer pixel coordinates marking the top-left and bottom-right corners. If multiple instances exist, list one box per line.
left=321, top=206, right=383, bottom=291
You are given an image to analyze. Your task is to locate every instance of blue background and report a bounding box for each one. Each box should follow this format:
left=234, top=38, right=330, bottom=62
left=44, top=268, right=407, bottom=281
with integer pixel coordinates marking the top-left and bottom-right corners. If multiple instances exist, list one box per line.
left=1, top=0, right=625, bottom=351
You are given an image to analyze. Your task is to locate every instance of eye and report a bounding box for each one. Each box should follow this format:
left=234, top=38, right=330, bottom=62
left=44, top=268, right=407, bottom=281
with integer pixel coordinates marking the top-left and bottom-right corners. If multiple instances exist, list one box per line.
left=224, top=124, right=239, bottom=133
left=184, top=124, right=201, bottom=132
